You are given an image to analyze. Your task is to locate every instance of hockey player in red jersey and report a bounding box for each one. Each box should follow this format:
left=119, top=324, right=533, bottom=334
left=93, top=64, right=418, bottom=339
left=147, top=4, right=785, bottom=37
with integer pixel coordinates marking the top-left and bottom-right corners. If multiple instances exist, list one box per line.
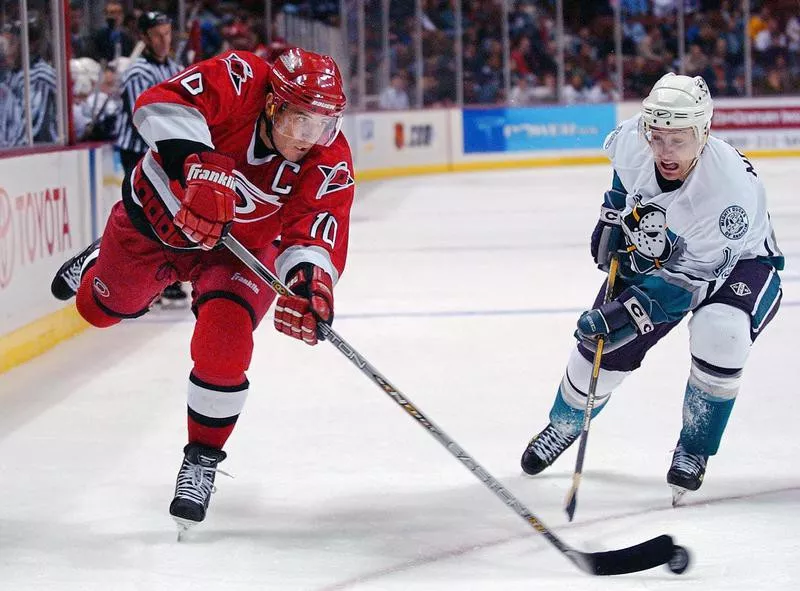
left=51, top=48, right=354, bottom=533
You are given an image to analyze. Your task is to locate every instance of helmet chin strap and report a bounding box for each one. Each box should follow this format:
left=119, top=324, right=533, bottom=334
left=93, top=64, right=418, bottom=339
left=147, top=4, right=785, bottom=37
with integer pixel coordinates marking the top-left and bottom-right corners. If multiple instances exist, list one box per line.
left=685, top=128, right=710, bottom=178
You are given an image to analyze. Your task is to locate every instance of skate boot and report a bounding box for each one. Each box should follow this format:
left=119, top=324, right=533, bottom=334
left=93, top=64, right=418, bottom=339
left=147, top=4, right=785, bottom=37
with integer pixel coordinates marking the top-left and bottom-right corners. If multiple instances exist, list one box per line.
left=158, top=281, right=189, bottom=308
left=50, top=238, right=101, bottom=300
left=667, top=442, right=708, bottom=506
left=169, top=443, right=228, bottom=538
left=521, top=423, right=579, bottom=475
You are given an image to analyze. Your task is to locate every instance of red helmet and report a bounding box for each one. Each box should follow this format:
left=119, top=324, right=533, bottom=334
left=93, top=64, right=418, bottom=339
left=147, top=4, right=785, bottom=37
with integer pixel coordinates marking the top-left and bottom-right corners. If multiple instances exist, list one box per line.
left=270, top=47, right=347, bottom=117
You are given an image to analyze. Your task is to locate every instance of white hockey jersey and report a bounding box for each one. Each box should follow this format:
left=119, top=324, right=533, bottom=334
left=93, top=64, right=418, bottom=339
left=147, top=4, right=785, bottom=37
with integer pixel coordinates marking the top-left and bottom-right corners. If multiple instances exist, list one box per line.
left=602, top=115, right=783, bottom=323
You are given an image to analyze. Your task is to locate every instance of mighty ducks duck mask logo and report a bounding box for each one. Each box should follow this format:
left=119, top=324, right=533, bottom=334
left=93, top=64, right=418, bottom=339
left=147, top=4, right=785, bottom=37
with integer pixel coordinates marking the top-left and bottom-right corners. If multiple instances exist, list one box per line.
left=621, top=198, right=677, bottom=272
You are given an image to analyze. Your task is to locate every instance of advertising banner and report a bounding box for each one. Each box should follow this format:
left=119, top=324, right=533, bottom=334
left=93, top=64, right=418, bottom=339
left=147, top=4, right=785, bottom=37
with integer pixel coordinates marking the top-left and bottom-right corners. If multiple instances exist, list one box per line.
left=462, top=104, right=617, bottom=153
left=352, top=110, right=450, bottom=175
left=712, top=106, right=800, bottom=151
left=0, top=150, right=93, bottom=335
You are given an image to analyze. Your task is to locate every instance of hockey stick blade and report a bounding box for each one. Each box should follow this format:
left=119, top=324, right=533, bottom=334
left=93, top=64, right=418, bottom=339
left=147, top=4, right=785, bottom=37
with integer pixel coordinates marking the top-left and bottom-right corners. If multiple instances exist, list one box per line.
left=570, top=534, right=689, bottom=575
left=564, top=484, right=578, bottom=522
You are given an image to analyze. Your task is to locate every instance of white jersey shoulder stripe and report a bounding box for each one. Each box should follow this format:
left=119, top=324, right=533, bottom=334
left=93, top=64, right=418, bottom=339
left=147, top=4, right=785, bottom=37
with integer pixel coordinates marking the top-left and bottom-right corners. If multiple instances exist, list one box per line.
left=133, top=102, right=214, bottom=151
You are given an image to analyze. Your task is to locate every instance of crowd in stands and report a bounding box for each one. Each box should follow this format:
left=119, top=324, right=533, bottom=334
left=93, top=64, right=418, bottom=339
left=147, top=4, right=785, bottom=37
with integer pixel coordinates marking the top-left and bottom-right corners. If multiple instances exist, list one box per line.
left=376, top=0, right=800, bottom=108
left=2, top=0, right=800, bottom=150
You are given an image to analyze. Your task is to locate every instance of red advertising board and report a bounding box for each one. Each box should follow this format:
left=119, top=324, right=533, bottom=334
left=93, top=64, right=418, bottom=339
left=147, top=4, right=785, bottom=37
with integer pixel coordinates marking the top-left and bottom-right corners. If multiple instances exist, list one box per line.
left=713, top=106, right=800, bottom=130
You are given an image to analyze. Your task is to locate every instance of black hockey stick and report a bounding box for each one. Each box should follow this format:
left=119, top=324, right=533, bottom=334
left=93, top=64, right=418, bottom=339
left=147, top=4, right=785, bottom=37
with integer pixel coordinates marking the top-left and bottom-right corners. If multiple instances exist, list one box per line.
left=565, top=256, right=620, bottom=522
left=222, top=236, right=690, bottom=576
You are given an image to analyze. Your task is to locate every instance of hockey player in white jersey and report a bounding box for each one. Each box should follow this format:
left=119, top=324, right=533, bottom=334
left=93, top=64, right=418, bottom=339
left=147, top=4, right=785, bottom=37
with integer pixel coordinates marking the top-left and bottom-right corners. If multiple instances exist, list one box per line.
left=519, top=73, right=784, bottom=503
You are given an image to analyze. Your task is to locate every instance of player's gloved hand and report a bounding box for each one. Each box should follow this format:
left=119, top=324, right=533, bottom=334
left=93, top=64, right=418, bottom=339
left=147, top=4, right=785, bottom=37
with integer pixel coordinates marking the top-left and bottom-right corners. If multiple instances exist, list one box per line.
left=576, top=286, right=655, bottom=349
left=274, top=263, right=334, bottom=346
left=174, top=152, right=238, bottom=250
left=590, top=188, right=626, bottom=272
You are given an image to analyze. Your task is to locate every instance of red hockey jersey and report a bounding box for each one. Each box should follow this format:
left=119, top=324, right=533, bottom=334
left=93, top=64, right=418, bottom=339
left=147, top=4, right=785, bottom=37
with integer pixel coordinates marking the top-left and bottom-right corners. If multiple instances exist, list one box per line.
left=130, top=50, right=354, bottom=284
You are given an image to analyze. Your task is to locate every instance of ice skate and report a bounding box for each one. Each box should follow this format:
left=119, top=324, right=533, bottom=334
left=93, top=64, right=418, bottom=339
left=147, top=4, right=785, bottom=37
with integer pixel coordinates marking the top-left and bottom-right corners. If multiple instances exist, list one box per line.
left=157, top=282, right=189, bottom=309
left=169, top=443, right=228, bottom=539
left=521, top=423, right=578, bottom=475
left=50, top=238, right=101, bottom=300
left=667, top=442, right=707, bottom=506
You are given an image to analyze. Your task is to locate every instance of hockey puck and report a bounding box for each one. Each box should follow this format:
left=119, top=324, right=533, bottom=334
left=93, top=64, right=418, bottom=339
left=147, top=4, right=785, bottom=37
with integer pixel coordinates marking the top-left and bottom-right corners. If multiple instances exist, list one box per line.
left=666, top=545, right=690, bottom=574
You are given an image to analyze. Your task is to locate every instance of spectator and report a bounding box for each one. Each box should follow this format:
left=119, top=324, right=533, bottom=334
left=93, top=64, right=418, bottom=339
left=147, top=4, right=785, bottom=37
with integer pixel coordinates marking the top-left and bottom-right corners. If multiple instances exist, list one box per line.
left=70, top=57, right=119, bottom=140
left=585, top=77, right=621, bottom=103
left=626, top=55, right=652, bottom=97
left=379, top=72, right=410, bottom=110
left=91, top=1, right=135, bottom=63
left=652, top=0, right=676, bottom=18
left=530, top=71, right=557, bottom=102
left=508, top=74, right=537, bottom=106
left=710, top=37, right=728, bottom=68
left=638, top=26, right=666, bottom=61
left=562, top=73, right=586, bottom=104
left=510, top=36, right=533, bottom=77
left=732, top=72, right=746, bottom=96
left=762, top=68, right=786, bottom=94
left=787, top=15, right=800, bottom=54
left=754, top=17, right=786, bottom=61
left=683, top=43, right=709, bottom=76
left=621, top=0, right=649, bottom=17
left=69, top=1, right=92, bottom=58
left=0, top=30, right=25, bottom=148
left=748, top=5, right=771, bottom=41
left=1, top=15, right=58, bottom=145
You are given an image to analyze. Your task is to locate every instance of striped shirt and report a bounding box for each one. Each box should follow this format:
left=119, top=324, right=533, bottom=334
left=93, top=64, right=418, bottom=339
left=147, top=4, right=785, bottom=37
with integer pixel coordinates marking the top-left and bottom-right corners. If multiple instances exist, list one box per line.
left=29, top=58, right=58, bottom=143
left=115, top=54, right=183, bottom=154
left=0, top=58, right=58, bottom=146
left=0, top=77, right=24, bottom=148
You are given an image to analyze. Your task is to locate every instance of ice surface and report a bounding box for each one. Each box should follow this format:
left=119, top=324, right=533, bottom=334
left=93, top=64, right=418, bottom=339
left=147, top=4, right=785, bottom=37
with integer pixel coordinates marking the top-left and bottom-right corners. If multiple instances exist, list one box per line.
left=1, top=160, right=798, bottom=590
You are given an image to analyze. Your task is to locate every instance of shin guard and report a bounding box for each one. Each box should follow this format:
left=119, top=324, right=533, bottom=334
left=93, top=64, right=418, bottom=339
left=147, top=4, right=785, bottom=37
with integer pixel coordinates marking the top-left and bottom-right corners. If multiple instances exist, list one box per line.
left=679, top=359, right=740, bottom=456
left=188, top=298, right=255, bottom=448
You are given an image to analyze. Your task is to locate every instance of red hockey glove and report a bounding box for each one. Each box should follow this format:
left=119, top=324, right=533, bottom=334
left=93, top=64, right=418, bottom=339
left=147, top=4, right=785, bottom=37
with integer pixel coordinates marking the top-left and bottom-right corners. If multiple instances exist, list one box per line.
left=274, top=263, right=334, bottom=346
left=174, top=152, right=238, bottom=250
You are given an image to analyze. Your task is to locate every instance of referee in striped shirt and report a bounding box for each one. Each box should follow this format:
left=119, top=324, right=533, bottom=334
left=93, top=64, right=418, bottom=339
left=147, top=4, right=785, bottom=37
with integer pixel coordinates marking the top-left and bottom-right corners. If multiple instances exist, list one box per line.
left=114, top=11, right=182, bottom=176
left=115, top=11, right=186, bottom=305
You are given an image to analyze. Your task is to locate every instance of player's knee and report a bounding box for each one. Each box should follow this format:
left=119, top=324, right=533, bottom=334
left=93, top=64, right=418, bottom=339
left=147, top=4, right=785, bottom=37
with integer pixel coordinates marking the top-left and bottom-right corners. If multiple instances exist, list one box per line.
left=690, top=304, right=751, bottom=369
left=561, top=347, right=628, bottom=408
left=75, top=282, right=122, bottom=328
left=192, top=297, right=255, bottom=383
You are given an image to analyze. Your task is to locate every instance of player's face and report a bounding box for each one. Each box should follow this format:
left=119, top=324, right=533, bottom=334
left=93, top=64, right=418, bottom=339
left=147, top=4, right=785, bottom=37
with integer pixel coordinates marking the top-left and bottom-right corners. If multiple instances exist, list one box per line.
left=647, top=127, right=700, bottom=181
left=269, top=101, right=339, bottom=161
left=146, top=24, right=172, bottom=60
left=2, top=33, right=20, bottom=65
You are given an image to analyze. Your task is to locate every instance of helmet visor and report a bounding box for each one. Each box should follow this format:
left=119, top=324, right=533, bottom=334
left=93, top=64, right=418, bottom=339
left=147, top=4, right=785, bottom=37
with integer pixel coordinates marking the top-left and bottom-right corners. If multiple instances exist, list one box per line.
left=645, top=126, right=701, bottom=162
left=272, top=102, right=342, bottom=146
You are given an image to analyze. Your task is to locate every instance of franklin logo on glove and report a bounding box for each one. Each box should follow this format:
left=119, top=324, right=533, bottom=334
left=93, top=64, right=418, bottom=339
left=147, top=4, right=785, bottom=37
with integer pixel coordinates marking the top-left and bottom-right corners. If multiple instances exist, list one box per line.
left=186, top=162, right=237, bottom=190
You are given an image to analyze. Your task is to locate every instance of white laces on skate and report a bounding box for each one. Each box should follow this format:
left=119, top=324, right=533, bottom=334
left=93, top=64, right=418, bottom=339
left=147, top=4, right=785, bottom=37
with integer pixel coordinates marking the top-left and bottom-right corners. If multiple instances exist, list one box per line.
left=670, top=445, right=707, bottom=477
left=60, top=263, right=83, bottom=293
left=174, top=460, right=232, bottom=506
left=530, top=426, right=577, bottom=463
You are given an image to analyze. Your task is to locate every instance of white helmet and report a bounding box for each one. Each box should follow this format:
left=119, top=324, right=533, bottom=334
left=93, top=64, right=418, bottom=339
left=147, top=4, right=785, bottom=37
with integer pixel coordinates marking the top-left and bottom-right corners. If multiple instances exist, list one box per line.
left=69, top=57, right=102, bottom=96
left=641, top=73, right=713, bottom=145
